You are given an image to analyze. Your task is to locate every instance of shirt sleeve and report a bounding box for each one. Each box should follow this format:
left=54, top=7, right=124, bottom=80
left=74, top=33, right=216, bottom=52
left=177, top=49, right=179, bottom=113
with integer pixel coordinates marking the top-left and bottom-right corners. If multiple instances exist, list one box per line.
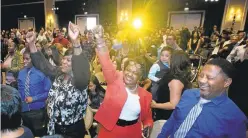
left=157, top=110, right=176, bottom=138
left=30, top=51, right=58, bottom=81
left=148, top=63, right=160, bottom=82
left=226, top=47, right=238, bottom=62
left=228, top=118, right=247, bottom=138
left=32, top=76, right=51, bottom=102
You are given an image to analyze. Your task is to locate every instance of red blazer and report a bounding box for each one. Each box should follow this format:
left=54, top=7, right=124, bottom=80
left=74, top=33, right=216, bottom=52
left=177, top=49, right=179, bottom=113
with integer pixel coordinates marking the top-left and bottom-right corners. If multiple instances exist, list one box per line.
left=94, top=50, right=153, bottom=131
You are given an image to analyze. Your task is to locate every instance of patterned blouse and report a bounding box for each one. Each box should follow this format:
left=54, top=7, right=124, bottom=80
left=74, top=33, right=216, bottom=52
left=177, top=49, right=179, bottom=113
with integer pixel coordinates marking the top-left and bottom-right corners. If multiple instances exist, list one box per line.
left=30, top=51, right=90, bottom=135
left=47, top=75, right=88, bottom=135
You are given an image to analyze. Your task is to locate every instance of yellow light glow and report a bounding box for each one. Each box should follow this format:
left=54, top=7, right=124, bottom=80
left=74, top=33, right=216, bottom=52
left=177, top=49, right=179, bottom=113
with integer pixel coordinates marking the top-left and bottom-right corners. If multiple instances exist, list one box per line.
left=230, top=8, right=235, bottom=14
left=120, top=10, right=129, bottom=22
left=133, top=18, right=142, bottom=29
left=47, top=15, right=54, bottom=23
left=236, top=14, right=241, bottom=20
left=227, top=7, right=242, bottom=21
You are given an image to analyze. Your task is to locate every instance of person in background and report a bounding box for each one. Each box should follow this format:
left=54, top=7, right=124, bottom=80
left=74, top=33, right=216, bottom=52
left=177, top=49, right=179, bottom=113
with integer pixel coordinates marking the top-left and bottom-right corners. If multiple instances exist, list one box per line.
left=218, top=34, right=238, bottom=59
left=151, top=50, right=191, bottom=121
left=236, top=30, right=246, bottom=46
left=1, top=41, right=23, bottom=86
left=42, top=45, right=61, bottom=66
left=88, top=75, right=105, bottom=110
left=18, top=48, right=51, bottom=137
left=180, top=27, right=191, bottom=51
left=227, top=39, right=248, bottom=63
left=148, top=46, right=173, bottom=101
left=82, top=30, right=96, bottom=62
left=158, top=58, right=247, bottom=138
left=150, top=50, right=191, bottom=138
left=52, top=32, right=69, bottom=49
left=2, top=41, right=23, bottom=73
left=37, top=28, right=47, bottom=44
left=229, top=46, right=248, bottom=118
left=1, top=84, right=34, bottom=138
left=188, top=31, right=201, bottom=54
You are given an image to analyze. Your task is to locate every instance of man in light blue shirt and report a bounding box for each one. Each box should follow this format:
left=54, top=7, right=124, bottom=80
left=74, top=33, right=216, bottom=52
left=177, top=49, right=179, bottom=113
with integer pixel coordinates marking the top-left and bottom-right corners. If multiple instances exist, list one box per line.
left=158, top=58, right=247, bottom=138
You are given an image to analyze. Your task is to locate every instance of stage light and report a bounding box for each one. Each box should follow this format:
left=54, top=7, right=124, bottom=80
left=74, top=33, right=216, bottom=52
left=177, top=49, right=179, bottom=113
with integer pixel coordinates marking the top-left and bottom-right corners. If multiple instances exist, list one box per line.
left=184, top=7, right=189, bottom=11
left=215, top=0, right=219, bottom=1
left=24, top=15, right=27, bottom=18
left=133, top=18, right=142, bottom=29
left=205, top=0, right=208, bottom=1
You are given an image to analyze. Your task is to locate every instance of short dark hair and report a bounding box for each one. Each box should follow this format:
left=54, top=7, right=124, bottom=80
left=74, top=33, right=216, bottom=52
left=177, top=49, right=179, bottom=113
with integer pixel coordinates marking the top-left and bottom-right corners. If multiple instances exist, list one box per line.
left=1, top=85, right=22, bottom=132
left=167, top=34, right=176, bottom=40
left=161, top=46, right=174, bottom=54
left=124, top=58, right=144, bottom=78
left=206, top=58, right=236, bottom=79
left=23, top=47, right=30, bottom=55
left=64, top=48, right=73, bottom=56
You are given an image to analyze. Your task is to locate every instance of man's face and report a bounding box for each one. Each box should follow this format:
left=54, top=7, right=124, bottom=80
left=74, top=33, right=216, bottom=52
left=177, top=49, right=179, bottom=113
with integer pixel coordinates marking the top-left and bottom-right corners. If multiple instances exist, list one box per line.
left=87, top=32, right=93, bottom=41
left=238, top=32, right=245, bottom=41
left=10, top=33, right=15, bottom=39
left=230, top=36, right=238, bottom=44
left=198, top=65, right=231, bottom=99
left=23, top=53, right=32, bottom=67
left=8, top=42, right=16, bottom=53
left=58, top=32, right=63, bottom=39
left=123, top=62, right=141, bottom=86
left=166, top=36, right=175, bottom=46
left=213, top=26, right=217, bottom=31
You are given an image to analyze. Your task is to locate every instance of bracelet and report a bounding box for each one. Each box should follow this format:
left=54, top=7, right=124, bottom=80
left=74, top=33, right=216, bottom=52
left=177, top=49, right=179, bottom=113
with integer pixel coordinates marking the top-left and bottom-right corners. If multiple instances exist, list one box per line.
left=96, top=38, right=106, bottom=48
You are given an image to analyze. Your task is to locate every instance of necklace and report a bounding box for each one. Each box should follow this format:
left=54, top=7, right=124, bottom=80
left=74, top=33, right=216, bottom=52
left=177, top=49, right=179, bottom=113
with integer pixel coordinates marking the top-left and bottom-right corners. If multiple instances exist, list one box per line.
left=126, top=84, right=138, bottom=92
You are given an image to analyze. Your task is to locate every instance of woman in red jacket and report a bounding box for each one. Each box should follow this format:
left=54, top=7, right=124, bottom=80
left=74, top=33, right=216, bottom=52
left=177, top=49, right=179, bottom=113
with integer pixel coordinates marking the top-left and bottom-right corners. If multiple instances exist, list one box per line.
left=93, top=26, right=153, bottom=138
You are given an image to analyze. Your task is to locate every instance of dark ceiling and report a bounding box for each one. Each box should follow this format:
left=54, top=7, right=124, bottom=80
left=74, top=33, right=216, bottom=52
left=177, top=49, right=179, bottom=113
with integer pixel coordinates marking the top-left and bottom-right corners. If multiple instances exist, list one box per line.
left=2, top=0, right=43, bottom=5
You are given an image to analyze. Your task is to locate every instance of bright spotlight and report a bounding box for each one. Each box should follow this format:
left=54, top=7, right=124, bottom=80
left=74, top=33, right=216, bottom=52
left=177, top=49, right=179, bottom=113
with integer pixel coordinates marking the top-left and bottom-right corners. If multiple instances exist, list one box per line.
left=184, top=7, right=189, bottom=11
left=133, top=18, right=142, bottom=29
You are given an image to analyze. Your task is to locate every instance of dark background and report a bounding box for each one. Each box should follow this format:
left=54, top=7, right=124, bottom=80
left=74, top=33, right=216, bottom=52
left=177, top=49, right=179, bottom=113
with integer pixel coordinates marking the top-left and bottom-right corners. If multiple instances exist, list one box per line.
left=1, top=0, right=248, bottom=32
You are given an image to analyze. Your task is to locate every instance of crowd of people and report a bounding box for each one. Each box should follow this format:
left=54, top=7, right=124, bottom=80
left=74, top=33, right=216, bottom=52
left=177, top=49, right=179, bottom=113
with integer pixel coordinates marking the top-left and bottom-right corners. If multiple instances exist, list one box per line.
left=1, top=21, right=248, bottom=138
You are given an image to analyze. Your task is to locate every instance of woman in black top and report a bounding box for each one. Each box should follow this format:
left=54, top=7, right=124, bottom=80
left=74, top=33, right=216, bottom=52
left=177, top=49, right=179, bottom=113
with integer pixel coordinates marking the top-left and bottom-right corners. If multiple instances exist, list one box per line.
left=151, top=51, right=191, bottom=121
left=26, top=22, right=90, bottom=138
left=188, top=31, right=201, bottom=54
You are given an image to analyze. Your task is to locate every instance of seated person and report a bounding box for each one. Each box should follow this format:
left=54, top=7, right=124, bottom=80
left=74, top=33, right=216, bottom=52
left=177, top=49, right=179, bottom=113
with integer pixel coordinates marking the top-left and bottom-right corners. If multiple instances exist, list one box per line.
left=1, top=85, right=34, bottom=138
left=158, top=58, right=247, bottom=138
left=88, top=75, right=105, bottom=110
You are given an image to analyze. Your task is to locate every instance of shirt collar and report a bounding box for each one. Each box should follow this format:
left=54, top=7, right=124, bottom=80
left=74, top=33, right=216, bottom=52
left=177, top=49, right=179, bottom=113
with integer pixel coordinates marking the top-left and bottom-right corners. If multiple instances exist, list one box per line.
left=24, top=66, right=35, bottom=72
left=195, top=90, right=228, bottom=105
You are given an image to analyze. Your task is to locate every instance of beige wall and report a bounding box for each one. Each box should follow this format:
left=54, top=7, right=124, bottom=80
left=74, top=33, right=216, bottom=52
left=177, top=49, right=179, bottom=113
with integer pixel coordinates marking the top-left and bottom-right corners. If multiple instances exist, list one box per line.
left=221, top=0, right=248, bottom=32
left=44, top=0, right=58, bottom=29
left=117, top=0, right=132, bottom=24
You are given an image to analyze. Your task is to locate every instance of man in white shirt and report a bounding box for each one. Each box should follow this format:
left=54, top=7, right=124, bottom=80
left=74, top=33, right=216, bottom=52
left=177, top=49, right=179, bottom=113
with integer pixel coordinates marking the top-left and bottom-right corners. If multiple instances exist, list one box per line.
left=227, top=39, right=248, bottom=63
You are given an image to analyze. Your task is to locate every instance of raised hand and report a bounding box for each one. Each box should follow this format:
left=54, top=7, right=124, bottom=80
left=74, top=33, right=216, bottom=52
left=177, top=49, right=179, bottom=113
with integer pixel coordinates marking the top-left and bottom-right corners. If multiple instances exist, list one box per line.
left=26, top=31, right=36, bottom=45
left=68, top=21, right=80, bottom=41
left=92, top=25, right=104, bottom=40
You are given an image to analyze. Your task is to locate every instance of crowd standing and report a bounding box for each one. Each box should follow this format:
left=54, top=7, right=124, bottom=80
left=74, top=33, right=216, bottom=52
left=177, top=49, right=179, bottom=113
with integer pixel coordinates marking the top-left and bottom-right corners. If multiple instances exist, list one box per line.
left=1, top=22, right=248, bottom=138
